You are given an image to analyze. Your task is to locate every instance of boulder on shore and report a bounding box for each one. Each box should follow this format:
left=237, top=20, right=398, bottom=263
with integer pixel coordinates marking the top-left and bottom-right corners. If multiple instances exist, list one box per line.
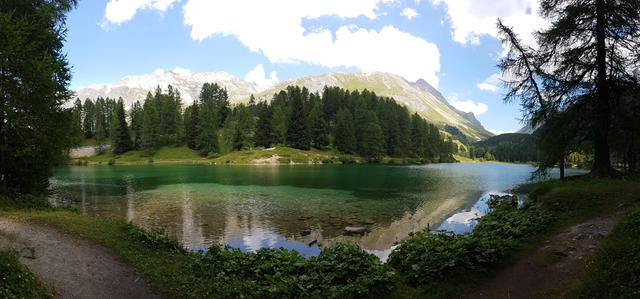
left=344, top=227, right=369, bottom=235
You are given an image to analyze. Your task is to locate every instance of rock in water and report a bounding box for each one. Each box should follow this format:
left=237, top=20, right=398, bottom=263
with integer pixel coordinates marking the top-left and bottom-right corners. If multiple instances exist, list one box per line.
left=344, top=227, right=369, bottom=236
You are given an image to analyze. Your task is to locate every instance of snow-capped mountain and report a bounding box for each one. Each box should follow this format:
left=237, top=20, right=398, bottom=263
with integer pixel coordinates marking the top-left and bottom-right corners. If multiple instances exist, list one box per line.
left=74, top=68, right=260, bottom=108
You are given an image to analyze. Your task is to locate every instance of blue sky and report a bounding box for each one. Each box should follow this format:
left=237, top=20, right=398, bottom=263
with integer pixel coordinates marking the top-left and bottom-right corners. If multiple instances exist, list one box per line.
left=63, top=0, right=545, bottom=134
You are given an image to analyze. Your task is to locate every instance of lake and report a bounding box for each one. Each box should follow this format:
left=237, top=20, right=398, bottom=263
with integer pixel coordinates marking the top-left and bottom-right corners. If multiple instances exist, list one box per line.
left=49, top=163, right=585, bottom=260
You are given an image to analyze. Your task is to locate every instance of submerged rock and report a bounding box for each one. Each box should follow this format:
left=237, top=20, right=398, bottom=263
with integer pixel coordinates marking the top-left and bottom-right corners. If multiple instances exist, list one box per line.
left=344, top=227, right=369, bottom=235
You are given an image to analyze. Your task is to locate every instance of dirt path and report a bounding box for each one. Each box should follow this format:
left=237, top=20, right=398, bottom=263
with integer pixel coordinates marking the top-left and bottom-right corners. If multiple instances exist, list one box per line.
left=461, top=213, right=621, bottom=299
left=0, top=218, right=162, bottom=299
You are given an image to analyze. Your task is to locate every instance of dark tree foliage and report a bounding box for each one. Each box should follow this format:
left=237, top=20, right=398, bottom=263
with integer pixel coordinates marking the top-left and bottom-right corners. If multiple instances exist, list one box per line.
left=70, top=98, right=84, bottom=146
left=112, top=99, right=133, bottom=154
left=474, top=133, right=538, bottom=163
left=498, top=0, right=640, bottom=176
left=0, top=0, right=77, bottom=195
left=184, top=101, right=200, bottom=150
left=334, top=108, right=357, bottom=154
left=82, top=98, right=95, bottom=138
left=130, top=100, right=143, bottom=149
left=286, top=88, right=311, bottom=150
left=308, top=102, right=329, bottom=148
left=140, top=96, right=160, bottom=155
left=254, top=101, right=274, bottom=148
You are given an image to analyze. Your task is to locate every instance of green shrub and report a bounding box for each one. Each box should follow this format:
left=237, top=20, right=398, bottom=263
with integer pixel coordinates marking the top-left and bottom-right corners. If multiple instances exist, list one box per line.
left=147, top=158, right=153, bottom=164
left=389, top=201, right=556, bottom=287
left=0, top=249, right=50, bottom=298
left=125, top=224, right=185, bottom=254
left=108, top=159, right=116, bottom=166
left=0, top=194, right=52, bottom=210
left=186, top=243, right=395, bottom=298
left=338, top=155, right=356, bottom=164
left=206, top=152, right=220, bottom=159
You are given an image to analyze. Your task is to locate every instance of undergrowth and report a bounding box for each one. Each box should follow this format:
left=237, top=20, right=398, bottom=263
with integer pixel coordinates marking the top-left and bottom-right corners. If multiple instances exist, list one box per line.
left=0, top=249, right=50, bottom=298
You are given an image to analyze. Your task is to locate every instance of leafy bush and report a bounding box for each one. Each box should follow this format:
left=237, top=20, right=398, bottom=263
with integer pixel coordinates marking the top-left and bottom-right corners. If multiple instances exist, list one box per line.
left=124, top=224, right=185, bottom=253
left=338, top=155, right=356, bottom=164
left=206, top=152, right=220, bottom=159
left=0, top=194, right=52, bottom=210
left=0, top=249, right=50, bottom=298
left=108, top=159, right=116, bottom=166
left=389, top=199, right=556, bottom=287
left=186, top=243, right=395, bottom=298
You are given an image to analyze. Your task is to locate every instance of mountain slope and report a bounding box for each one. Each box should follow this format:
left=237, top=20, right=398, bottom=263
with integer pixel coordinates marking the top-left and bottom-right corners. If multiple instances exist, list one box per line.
left=74, top=70, right=493, bottom=140
left=253, top=72, right=493, bottom=140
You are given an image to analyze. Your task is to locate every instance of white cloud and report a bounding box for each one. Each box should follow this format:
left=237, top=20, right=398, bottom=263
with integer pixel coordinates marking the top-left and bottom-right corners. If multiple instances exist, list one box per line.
left=488, top=129, right=515, bottom=135
left=431, top=0, right=547, bottom=46
left=182, top=0, right=440, bottom=86
left=245, top=64, right=279, bottom=91
left=401, top=8, right=419, bottom=20
left=476, top=73, right=501, bottom=92
left=450, top=99, right=488, bottom=115
left=103, top=0, right=180, bottom=27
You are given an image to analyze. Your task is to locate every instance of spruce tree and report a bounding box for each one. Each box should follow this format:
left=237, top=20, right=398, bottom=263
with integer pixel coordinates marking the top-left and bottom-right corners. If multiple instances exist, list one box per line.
left=185, top=102, right=200, bottom=150
left=286, top=94, right=310, bottom=150
left=197, top=96, right=220, bottom=156
left=333, top=108, right=356, bottom=154
left=271, top=105, right=287, bottom=145
left=308, top=102, right=329, bottom=148
left=130, top=101, right=143, bottom=149
left=112, top=99, right=133, bottom=154
left=82, top=99, right=95, bottom=138
left=254, top=101, right=274, bottom=148
left=359, top=111, right=385, bottom=161
left=141, top=99, right=160, bottom=155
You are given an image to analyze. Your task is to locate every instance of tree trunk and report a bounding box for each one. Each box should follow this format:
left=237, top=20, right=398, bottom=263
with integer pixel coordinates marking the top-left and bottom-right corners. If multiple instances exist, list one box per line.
left=592, top=0, right=614, bottom=177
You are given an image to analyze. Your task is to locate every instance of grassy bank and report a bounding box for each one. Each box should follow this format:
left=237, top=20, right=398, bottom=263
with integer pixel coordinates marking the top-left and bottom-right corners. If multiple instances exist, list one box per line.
left=73, top=146, right=450, bottom=166
left=570, top=207, right=640, bottom=298
left=2, top=177, right=638, bottom=298
left=0, top=249, right=50, bottom=298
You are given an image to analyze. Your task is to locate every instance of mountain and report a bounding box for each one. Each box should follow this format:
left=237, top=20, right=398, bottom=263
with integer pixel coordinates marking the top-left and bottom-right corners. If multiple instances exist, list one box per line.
left=74, top=70, right=493, bottom=140
left=253, top=72, right=493, bottom=140
left=74, top=68, right=260, bottom=108
left=516, top=122, right=541, bottom=134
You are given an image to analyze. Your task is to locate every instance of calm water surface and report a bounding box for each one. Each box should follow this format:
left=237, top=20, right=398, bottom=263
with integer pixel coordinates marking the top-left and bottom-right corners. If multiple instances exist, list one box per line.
left=49, top=163, right=585, bottom=260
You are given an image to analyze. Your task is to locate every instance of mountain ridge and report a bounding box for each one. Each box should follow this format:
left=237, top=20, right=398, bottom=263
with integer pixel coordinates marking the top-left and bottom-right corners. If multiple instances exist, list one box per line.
left=74, top=70, right=493, bottom=140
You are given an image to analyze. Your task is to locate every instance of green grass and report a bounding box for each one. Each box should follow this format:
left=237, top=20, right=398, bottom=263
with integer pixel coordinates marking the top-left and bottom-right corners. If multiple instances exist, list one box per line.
left=0, top=249, right=50, bottom=298
left=84, top=146, right=205, bottom=165
left=569, top=207, right=640, bottom=298
left=212, top=146, right=343, bottom=165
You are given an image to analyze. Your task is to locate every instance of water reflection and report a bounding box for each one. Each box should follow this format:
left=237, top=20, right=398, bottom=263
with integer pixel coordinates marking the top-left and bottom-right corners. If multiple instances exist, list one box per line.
left=49, top=163, right=587, bottom=260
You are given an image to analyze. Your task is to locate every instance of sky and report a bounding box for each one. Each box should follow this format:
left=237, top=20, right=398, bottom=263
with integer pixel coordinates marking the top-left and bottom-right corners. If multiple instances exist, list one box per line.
left=63, top=0, right=547, bottom=134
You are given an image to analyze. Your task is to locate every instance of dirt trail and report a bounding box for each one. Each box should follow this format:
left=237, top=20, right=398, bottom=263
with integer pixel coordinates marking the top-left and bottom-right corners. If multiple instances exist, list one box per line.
left=0, top=218, right=162, bottom=299
left=461, top=213, right=621, bottom=299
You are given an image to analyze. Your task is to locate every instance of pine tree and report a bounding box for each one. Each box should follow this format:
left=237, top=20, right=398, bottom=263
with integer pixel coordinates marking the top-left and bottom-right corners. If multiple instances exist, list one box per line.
left=254, top=101, right=274, bottom=148
left=333, top=108, right=356, bottom=154
left=197, top=96, right=220, bottom=156
left=497, top=0, right=640, bottom=176
left=308, top=102, right=329, bottom=149
left=286, top=93, right=310, bottom=150
left=359, top=111, right=385, bottom=161
left=70, top=98, right=84, bottom=146
left=82, top=99, right=95, bottom=138
left=112, top=99, right=133, bottom=154
left=271, top=105, right=287, bottom=145
left=141, top=99, right=160, bottom=155
left=185, top=101, right=200, bottom=150
left=129, top=101, right=143, bottom=149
